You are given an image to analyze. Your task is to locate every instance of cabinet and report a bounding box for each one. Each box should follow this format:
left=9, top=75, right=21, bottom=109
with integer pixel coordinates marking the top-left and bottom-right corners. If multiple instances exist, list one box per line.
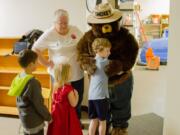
left=140, top=14, right=169, bottom=43
left=0, top=38, right=52, bottom=115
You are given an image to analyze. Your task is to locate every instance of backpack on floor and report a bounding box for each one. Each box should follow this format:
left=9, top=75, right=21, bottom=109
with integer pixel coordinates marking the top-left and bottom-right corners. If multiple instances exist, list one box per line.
left=12, top=29, right=43, bottom=54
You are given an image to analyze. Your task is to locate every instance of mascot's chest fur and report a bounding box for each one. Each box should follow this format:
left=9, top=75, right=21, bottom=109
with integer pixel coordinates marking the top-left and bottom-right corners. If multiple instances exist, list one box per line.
left=86, top=27, right=130, bottom=60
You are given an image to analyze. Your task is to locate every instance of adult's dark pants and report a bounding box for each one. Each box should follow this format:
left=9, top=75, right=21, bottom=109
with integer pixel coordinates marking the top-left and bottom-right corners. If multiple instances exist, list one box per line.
left=71, top=78, right=84, bottom=119
left=109, top=74, right=133, bottom=129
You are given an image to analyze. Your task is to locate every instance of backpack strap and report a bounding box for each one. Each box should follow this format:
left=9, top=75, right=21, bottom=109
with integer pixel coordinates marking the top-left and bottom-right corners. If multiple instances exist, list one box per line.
left=8, top=74, right=34, bottom=96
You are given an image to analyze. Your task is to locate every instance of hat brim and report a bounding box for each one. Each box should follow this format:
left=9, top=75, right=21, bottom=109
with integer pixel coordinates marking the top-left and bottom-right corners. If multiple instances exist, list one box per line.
left=87, top=9, right=122, bottom=24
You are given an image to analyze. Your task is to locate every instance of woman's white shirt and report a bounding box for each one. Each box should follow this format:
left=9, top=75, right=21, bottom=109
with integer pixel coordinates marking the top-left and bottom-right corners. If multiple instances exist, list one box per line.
left=32, top=25, right=84, bottom=82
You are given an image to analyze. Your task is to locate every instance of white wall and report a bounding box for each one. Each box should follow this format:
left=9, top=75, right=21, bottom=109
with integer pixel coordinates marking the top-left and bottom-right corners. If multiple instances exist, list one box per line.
left=163, top=0, right=180, bottom=135
left=137, top=0, right=170, bottom=20
left=0, top=0, right=86, bottom=37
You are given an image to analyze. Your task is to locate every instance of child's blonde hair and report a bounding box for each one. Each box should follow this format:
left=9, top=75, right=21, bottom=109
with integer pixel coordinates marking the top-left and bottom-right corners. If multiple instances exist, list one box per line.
left=54, top=63, right=71, bottom=88
left=92, top=38, right=111, bottom=53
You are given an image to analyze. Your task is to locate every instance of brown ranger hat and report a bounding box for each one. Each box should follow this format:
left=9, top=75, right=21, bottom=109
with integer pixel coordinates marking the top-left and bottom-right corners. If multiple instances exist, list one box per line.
left=87, top=3, right=122, bottom=24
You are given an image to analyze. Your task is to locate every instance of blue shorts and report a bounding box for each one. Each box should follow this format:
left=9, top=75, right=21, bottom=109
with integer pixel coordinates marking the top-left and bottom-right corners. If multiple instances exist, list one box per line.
left=88, top=98, right=110, bottom=121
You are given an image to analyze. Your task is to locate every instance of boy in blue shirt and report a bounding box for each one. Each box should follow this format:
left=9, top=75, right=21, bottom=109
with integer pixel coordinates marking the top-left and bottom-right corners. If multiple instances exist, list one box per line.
left=88, top=38, right=111, bottom=135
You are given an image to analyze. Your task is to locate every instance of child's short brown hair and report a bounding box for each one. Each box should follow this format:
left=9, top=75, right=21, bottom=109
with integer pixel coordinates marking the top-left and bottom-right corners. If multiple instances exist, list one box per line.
left=92, top=38, right=111, bottom=53
left=18, top=49, right=38, bottom=68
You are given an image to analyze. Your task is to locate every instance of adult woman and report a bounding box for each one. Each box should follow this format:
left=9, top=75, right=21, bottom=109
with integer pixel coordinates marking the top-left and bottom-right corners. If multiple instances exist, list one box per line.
left=32, top=9, right=84, bottom=122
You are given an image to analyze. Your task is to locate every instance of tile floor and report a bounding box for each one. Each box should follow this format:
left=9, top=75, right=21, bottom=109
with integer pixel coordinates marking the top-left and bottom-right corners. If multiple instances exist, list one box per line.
left=0, top=65, right=167, bottom=135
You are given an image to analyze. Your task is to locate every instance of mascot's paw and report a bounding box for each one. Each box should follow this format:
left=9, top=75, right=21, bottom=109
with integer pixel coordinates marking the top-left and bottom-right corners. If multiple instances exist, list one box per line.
left=81, top=57, right=96, bottom=75
left=111, top=127, right=128, bottom=135
left=109, top=71, right=131, bottom=85
left=104, top=60, right=123, bottom=77
left=85, top=64, right=97, bottom=75
left=104, top=66, right=110, bottom=77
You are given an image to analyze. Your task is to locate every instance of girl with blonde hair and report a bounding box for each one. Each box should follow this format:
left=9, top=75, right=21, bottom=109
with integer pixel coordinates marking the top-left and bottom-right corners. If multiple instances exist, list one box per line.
left=47, top=64, right=82, bottom=135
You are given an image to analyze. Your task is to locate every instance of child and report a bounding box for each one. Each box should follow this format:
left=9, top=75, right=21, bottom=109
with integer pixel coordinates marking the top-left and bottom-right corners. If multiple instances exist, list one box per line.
left=88, top=38, right=111, bottom=135
left=47, top=63, right=83, bottom=135
left=8, top=49, right=52, bottom=135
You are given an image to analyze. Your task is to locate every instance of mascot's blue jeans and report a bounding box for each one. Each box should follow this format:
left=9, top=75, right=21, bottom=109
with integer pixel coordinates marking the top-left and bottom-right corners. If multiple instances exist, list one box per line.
left=109, top=74, right=133, bottom=129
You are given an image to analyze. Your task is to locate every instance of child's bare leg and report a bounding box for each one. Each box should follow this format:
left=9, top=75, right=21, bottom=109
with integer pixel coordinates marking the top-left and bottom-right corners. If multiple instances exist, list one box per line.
left=89, top=118, right=99, bottom=135
left=99, top=120, right=106, bottom=135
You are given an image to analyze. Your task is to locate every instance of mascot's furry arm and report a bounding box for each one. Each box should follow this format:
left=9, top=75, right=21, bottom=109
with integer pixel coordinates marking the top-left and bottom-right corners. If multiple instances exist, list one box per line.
left=77, top=31, right=96, bottom=75
left=105, top=31, right=139, bottom=78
